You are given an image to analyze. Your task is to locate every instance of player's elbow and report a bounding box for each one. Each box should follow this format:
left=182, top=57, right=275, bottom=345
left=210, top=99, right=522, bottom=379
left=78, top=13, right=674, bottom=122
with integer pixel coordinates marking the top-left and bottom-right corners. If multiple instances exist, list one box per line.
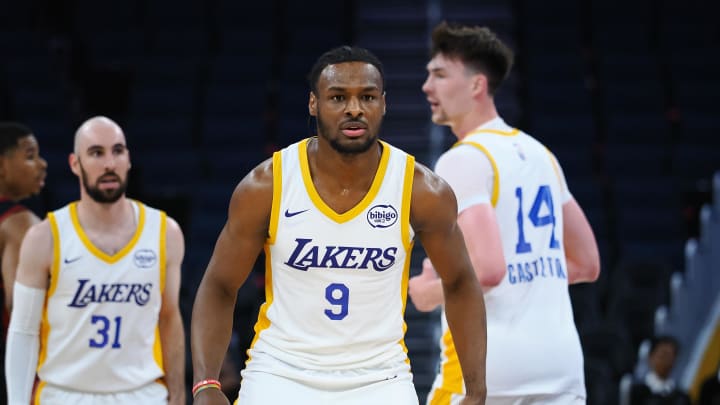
left=471, top=254, right=506, bottom=287
left=582, top=246, right=601, bottom=282
left=584, top=256, right=601, bottom=282
left=570, top=254, right=601, bottom=283
left=478, top=267, right=505, bottom=287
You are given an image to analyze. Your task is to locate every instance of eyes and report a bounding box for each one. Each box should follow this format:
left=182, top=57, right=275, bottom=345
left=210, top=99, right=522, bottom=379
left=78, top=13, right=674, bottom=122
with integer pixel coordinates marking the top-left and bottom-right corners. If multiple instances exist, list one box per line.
left=22, top=147, right=42, bottom=161
left=329, top=94, right=377, bottom=102
left=426, top=70, right=446, bottom=80
left=87, top=145, right=127, bottom=158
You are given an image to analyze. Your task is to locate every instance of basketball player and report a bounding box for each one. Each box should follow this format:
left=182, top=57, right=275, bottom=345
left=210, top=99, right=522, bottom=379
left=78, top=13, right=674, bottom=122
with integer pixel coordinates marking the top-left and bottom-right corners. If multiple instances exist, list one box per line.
left=5, top=116, right=186, bottom=404
left=0, top=122, right=46, bottom=402
left=191, top=46, right=487, bottom=405
left=409, top=22, right=601, bottom=404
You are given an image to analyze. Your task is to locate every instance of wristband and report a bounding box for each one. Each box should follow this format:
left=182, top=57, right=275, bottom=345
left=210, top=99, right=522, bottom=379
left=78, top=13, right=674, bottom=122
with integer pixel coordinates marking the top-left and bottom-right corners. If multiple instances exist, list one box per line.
left=192, top=379, right=222, bottom=397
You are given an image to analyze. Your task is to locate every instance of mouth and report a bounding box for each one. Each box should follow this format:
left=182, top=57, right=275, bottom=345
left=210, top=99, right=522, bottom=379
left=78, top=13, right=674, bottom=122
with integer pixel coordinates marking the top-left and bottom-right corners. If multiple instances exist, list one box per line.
left=340, top=121, right=368, bottom=138
left=98, top=175, right=121, bottom=189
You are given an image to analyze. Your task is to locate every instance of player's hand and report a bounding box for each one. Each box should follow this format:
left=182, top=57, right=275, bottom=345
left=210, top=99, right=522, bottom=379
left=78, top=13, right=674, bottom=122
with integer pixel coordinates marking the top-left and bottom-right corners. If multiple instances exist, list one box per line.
left=408, top=258, right=442, bottom=312
left=192, top=387, right=230, bottom=405
left=459, top=394, right=485, bottom=405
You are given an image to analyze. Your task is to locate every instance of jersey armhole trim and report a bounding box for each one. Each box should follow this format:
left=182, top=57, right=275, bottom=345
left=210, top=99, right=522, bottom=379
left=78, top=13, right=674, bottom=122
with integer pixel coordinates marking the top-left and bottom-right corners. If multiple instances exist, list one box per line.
left=401, top=155, right=415, bottom=251
left=38, top=213, right=60, bottom=374
left=267, top=151, right=282, bottom=245
left=159, top=211, right=167, bottom=292
left=544, top=148, right=565, bottom=193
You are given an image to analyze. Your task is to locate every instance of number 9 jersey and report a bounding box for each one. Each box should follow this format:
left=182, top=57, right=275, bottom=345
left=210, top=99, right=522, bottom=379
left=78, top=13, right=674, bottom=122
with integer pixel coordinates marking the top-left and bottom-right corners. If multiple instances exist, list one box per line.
left=243, top=138, right=416, bottom=389
left=36, top=201, right=167, bottom=394
left=431, top=117, right=586, bottom=399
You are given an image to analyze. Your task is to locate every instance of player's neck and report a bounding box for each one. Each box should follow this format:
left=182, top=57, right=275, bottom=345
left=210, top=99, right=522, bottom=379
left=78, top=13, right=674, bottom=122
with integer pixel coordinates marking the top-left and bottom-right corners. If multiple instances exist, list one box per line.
left=454, top=101, right=498, bottom=140
left=312, top=137, right=381, bottom=187
left=0, top=184, right=26, bottom=201
left=76, top=196, right=133, bottom=230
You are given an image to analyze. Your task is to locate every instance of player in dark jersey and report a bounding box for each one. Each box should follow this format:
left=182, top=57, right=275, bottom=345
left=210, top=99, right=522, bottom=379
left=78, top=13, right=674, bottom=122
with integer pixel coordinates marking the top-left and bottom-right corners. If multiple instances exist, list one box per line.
left=0, top=122, right=47, bottom=401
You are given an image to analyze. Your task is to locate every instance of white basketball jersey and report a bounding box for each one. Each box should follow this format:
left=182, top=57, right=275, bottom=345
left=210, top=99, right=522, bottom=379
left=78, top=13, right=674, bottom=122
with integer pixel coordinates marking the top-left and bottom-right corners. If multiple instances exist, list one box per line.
left=432, top=121, right=585, bottom=398
left=37, top=200, right=167, bottom=393
left=244, top=138, right=416, bottom=387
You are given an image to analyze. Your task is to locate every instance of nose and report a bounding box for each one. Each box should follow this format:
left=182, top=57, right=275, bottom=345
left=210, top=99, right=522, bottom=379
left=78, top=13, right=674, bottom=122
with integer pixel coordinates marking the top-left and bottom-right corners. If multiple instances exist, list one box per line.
left=344, top=96, right=363, bottom=118
left=38, top=155, right=48, bottom=170
left=421, top=76, right=432, bottom=95
left=103, top=154, right=118, bottom=171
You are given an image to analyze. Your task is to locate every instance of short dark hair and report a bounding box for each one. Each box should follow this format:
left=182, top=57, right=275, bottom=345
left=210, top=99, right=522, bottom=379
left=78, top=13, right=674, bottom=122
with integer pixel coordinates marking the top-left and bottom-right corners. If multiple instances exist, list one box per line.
left=0, top=122, right=33, bottom=155
left=307, top=46, right=385, bottom=94
left=650, top=335, right=680, bottom=354
left=430, top=21, right=514, bottom=94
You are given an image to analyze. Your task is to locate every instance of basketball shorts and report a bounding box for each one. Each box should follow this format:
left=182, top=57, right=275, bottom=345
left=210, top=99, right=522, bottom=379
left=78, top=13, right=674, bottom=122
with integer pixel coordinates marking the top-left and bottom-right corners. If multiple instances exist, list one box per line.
left=486, top=393, right=586, bottom=405
left=35, top=381, right=167, bottom=405
left=236, top=369, right=418, bottom=405
left=427, top=387, right=584, bottom=405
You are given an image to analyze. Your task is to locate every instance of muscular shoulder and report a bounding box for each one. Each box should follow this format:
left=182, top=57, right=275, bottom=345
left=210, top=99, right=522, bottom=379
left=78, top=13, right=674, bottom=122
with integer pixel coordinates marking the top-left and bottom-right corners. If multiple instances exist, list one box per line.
left=165, top=216, right=183, bottom=237
left=20, top=219, right=53, bottom=262
left=164, top=216, right=185, bottom=255
left=230, top=157, right=274, bottom=206
left=412, top=162, right=454, bottom=198
left=24, top=218, right=52, bottom=243
left=15, top=219, right=53, bottom=287
left=0, top=209, right=41, bottom=244
left=410, top=162, right=458, bottom=232
left=227, top=156, right=275, bottom=236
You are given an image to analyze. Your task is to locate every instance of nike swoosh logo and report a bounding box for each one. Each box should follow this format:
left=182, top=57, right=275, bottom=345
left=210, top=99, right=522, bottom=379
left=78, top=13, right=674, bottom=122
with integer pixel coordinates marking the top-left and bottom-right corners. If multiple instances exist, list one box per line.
left=284, top=209, right=309, bottom=218
left=64, top=256, right=82, bottom=264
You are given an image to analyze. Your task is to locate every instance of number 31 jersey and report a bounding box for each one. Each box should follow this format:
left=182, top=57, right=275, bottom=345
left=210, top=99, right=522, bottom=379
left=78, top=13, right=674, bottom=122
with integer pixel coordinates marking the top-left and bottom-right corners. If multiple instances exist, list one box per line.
left=37, top=201, right=166, bottom=393
left=245, top=138, right=416, bottom=384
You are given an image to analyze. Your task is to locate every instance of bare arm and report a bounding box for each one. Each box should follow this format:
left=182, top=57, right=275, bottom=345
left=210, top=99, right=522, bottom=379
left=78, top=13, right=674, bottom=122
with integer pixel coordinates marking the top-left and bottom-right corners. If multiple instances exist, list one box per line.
left=436, top=145, right=505, bottom=287
left=7, top=220, right=52, bottom=404
left=563, top=199, right=600, bottom=284
left=160, top=217, right=186, bottom=405
left=411, top=164, right=487, bottom=405
left=408, top=258, right=443, bottom=312
left=191, top=159, right=273, bottom=404
left=408, top=204, right=505, bottom=312
left=14, top=220, right=52, bottom=289
left=409, top=144, right=504, bottom=312
left=1, top=210, right=41, bottom=310
left=457, top=204, right=506, bottom=287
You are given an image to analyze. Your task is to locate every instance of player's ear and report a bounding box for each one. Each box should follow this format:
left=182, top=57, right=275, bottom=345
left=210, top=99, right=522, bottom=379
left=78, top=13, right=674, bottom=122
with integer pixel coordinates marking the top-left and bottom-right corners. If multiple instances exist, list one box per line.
left=382, top=92, right=387, bottom=115
left=309, top=92, right=318, bottom=117
left=472, top=74, right=487, bottom=96
left=69, top=153, right=80, bottom=176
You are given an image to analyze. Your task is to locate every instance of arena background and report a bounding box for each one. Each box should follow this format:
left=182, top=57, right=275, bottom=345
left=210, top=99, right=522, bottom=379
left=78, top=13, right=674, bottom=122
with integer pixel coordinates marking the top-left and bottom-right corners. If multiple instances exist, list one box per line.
left=2, top=0, right=719, bottom=403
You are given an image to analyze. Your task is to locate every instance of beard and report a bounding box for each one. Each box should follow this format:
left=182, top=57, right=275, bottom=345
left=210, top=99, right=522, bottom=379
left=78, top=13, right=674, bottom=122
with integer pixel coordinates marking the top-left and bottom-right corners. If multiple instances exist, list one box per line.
left=316, top=112, right=379, bottom=155
left=79, top=163, right=128, bottom=204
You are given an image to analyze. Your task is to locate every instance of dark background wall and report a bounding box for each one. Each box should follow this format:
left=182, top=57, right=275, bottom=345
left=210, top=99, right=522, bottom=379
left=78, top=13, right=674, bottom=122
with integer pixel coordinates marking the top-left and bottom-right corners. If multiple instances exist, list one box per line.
left=2, top=1, right=718, bottom=403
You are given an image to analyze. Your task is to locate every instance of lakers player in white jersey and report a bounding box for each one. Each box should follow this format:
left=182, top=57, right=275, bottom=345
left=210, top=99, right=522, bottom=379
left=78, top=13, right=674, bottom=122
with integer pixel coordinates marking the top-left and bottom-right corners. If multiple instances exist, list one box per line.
left=192, top=46, right=488, bottom=405
left=5, top=117, right=186, bottom=404
left=409, top=22, right=601, bottom=405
